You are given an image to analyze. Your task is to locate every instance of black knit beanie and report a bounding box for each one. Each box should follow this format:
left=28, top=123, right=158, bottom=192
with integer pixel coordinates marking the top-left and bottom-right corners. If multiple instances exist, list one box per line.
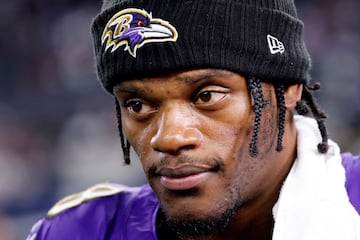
left=91, top=0, right=311, bottom=94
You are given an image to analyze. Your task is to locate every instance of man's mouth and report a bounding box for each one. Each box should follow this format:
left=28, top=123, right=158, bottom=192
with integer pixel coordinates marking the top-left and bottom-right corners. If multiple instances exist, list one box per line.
left=156, top=165, right=215, bottom=191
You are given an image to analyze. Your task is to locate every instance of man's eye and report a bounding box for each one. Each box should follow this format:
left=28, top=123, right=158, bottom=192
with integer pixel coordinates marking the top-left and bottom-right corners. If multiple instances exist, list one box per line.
left=197, top=91, right=212, bottom=103
left=125, top=100, right=156, bottom=116
left=194, top=90, right=227, bottom=106
left=127, top=101, right=142, bottom=112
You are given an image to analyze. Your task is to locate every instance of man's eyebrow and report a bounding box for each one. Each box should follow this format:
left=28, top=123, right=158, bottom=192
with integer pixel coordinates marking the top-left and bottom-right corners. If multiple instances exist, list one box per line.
left=113, top=69, right=234, bottom=95
left=113, top=86, right=146, bottom=96
left=180, top=70, right=234, bottom=85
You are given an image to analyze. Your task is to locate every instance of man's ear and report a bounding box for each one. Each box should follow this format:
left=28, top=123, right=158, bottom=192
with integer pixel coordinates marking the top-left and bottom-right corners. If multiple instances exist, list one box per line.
left=284, top=84, right=303, bottom=110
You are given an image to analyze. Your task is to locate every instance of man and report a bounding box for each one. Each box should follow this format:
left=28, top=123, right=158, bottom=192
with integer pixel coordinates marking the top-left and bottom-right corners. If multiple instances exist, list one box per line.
left=27, top=0, right=360, bottom=239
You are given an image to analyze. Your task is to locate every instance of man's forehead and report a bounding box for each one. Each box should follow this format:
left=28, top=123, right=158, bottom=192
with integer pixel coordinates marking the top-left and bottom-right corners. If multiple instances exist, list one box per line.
left=117, top=68, right=239, bottom=86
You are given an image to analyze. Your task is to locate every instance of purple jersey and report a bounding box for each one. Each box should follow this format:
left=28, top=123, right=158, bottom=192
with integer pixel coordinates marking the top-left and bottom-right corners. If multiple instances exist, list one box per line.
left=342, top=152, right=360, bottom=214
left=27, top=184, right=159, bottom=240
left=27, top=153, right=360, bottom=239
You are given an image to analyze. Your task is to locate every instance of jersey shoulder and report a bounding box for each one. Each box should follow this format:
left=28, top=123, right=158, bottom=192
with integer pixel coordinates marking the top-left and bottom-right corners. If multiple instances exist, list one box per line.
left=342, top=152, right=360, bottom=170
left=26, top=183, right=156, bottom=240
left=341, top=152, right=360, bottom=215
left=47, top=182, right=124, bottom=218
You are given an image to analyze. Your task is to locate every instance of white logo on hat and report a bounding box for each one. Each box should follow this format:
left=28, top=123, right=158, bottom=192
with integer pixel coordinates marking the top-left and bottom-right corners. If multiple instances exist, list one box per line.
left=267, top=34, right=285, bottom=54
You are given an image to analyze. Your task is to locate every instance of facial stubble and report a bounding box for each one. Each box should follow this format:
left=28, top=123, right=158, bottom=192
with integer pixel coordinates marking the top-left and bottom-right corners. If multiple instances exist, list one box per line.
left=157, top=183, right=243, bottom=239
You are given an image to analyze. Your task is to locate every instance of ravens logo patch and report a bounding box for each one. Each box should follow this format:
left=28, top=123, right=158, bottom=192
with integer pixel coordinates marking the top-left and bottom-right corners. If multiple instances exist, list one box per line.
left=101, top=8, right=178, bottom=57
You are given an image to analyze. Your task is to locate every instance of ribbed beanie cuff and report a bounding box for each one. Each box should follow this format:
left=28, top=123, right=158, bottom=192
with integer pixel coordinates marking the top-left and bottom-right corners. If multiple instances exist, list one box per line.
left=91, top=0, right=311, bottom=94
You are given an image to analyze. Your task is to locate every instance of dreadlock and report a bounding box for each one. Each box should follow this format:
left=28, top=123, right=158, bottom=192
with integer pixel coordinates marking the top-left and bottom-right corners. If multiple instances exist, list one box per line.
left=247, top=76, right=329, bottom=157
left=274, top=83, right=286, bottom=152
left=247, top=76, right=267, bottom=157
left=295, top=83, right=329, bottom=153
left=115, top=98, right=131, bottom=164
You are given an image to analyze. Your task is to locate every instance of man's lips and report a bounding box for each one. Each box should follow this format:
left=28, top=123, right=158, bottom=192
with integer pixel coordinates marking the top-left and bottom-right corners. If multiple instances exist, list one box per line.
left=156, top=165, right=214, bottom=191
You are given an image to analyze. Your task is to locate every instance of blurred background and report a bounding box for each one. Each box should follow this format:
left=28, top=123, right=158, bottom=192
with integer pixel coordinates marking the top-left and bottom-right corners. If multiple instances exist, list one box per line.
left=0, top=0, right=359, bottom=239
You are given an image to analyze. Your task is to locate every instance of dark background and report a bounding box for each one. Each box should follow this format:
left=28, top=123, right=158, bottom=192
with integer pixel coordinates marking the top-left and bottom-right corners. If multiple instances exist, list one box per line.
left=1, top=0, right=359, bottom=239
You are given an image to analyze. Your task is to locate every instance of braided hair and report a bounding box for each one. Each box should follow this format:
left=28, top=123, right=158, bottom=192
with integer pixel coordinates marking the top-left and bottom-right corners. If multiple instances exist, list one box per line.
left=295, top=83, right=329, bottom=153
left=115, top=98, right=131, bottom=164
left=114, top=77, right=329, bottom=163
left=246, top=76, right=329, bottom=157
left=247, top=77, right=268, bottom=157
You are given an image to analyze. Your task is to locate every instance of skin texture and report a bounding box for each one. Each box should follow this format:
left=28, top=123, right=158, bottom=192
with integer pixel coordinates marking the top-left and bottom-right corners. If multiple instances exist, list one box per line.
left=113, top=69, right=302, bottom=240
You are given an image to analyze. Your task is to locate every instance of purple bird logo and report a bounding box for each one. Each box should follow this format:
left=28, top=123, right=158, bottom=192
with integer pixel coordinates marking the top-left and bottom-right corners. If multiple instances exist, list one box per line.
left=101, top=8, right=178, bottom=57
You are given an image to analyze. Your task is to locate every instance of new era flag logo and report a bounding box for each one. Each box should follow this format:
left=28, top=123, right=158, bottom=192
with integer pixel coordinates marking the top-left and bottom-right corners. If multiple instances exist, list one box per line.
left=267, top=34, right=285, bottom=54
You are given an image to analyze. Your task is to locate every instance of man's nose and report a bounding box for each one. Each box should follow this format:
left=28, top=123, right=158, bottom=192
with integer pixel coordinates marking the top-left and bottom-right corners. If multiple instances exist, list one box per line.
left=150, top=103, right=203, bottom=155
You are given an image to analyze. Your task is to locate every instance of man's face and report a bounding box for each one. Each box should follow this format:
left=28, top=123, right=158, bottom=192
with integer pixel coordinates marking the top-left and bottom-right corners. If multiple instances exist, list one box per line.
left=114, top=69, right=285, bottom=235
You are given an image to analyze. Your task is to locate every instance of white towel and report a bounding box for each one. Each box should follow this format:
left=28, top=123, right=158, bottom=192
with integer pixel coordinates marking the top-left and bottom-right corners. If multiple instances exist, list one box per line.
left=272, top=115, right=360, bottom=240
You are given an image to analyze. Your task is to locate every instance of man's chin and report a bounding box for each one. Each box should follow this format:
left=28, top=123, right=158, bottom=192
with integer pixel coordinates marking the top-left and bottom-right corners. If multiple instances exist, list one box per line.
left=158, top=203, right=239, bottom=238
